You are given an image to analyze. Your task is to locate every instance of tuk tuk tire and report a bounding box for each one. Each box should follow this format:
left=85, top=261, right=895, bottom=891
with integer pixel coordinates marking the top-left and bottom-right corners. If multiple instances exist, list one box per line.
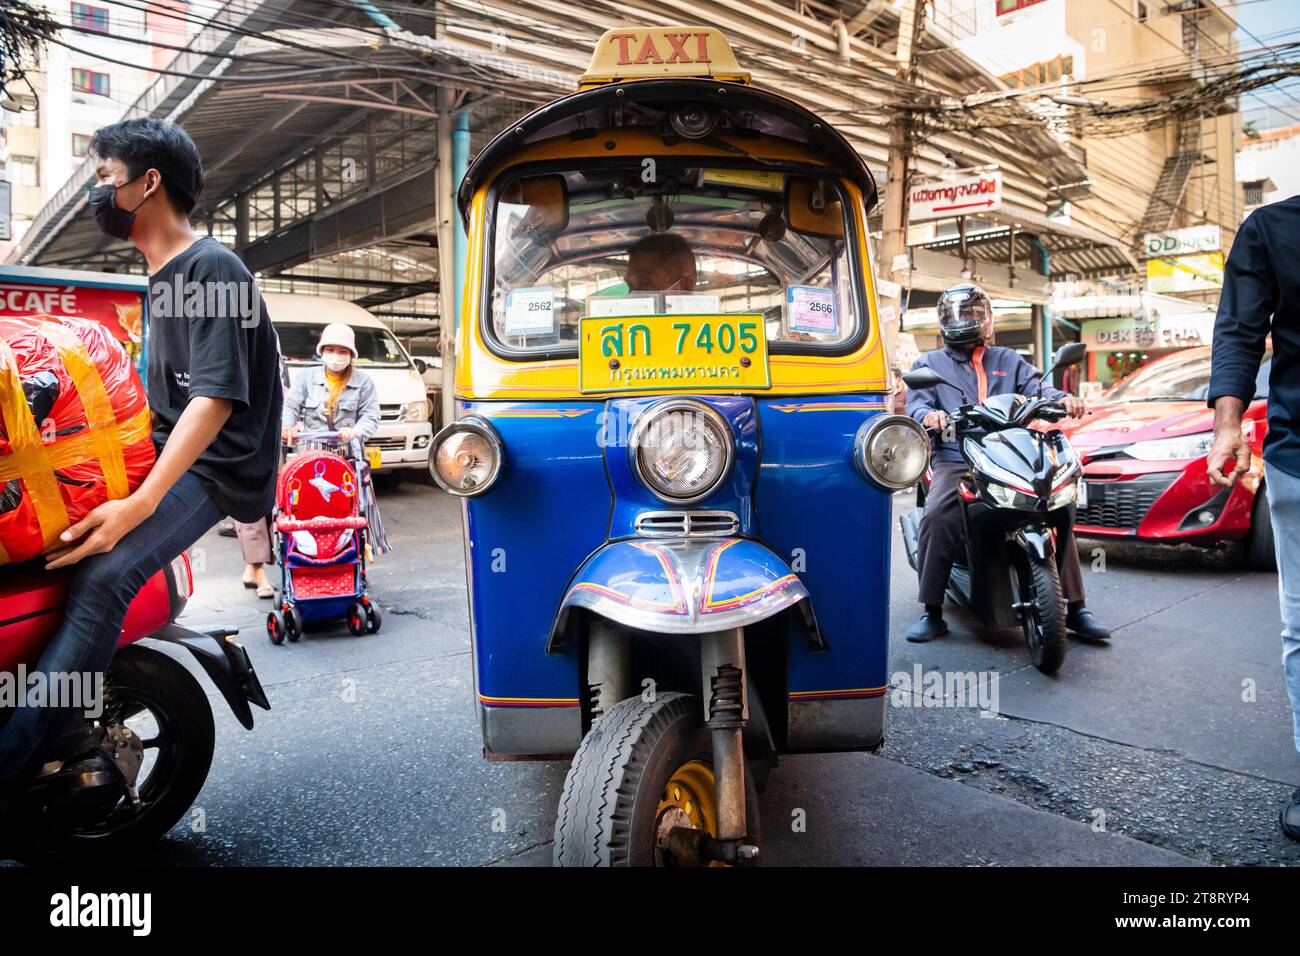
left=1014, top=550, right=1067, bottom=675
left=267, top=611, right=285, bottom=645
left=553, top=692, right=761, bottom=867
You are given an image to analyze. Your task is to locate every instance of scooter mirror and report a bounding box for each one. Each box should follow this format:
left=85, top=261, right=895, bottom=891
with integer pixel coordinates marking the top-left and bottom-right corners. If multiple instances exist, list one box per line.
left=1051, top=341, right=1087, bottom=371
left=901, top=366, right=948, bottom=390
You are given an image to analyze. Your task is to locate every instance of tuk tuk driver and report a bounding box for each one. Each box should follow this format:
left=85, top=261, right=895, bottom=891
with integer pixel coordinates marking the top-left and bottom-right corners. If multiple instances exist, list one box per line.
left=902, top=283, right=1111, bottom=644
left=624, top=233, right=697, bottom=293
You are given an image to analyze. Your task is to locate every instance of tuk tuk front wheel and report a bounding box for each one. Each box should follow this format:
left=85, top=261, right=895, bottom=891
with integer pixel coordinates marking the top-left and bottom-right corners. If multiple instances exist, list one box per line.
left=553, top=692, right=760, bottom=867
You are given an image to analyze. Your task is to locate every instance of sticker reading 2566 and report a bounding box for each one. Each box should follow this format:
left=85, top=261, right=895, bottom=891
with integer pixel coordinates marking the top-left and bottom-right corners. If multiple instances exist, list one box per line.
left=504, top=286, right=555, bottom=336
left=578, top=313, right=771, bottom=393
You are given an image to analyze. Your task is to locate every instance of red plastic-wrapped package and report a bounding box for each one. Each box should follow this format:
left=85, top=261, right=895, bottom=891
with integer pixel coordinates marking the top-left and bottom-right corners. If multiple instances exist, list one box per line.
left=0, top=315, right=155, bottom=565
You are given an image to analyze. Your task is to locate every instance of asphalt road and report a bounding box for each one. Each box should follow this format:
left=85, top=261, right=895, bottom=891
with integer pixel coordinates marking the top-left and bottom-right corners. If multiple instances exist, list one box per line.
left=130, top=479, right=1298, bottom=867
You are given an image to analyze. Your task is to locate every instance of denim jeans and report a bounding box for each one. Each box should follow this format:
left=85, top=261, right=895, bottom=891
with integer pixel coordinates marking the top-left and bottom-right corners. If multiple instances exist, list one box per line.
left=1265, top=463, right=1300, bottom=754
left=0, top=471, right=222, bottom=779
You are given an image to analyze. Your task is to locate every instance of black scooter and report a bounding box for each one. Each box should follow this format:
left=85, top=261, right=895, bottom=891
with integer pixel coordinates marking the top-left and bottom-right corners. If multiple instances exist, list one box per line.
left=899, top=343, right=1087, bottom=674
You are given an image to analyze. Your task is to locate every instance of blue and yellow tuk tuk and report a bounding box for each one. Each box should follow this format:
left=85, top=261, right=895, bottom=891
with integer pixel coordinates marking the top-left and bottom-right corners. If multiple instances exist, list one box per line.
left=430, top=26, right=930, bottom=865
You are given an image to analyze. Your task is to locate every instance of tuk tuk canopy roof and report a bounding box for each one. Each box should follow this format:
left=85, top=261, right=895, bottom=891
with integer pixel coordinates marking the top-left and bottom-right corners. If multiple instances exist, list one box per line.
left=457, top=78, right=879, bottom=227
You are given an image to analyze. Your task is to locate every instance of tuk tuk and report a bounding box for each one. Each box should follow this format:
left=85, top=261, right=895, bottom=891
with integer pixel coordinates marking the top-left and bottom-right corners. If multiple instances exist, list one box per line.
left=431, top=26, right=931, bottom=866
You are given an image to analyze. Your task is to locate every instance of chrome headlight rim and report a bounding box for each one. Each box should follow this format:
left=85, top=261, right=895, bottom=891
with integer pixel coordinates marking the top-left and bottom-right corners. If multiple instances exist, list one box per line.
left=430, top=415, right=504, bottom=497
left=629, top=398, right=735, bottom=505
left=855, top=414, right=931, bottom=491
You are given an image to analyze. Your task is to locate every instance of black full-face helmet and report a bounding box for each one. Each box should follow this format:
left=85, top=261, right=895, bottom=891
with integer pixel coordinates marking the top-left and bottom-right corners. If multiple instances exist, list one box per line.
left=937, top=283, right=994, bottom=347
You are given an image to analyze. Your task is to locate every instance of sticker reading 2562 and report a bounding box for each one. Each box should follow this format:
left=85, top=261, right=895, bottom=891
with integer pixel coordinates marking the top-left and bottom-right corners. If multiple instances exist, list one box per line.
left=578, top=313, right=771, bottom=393
left=504, top=286, right=555, bottom=336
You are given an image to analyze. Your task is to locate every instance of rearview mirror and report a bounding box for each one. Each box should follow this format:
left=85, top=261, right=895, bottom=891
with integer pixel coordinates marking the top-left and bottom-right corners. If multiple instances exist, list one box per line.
left=786, top=177, right=844, bottom=238
left=1051, top=341, right=1087, bottom=370
left=901, top=366, right=948, bottom=390
left=413, top=358, right=428, bottom=374
left=503, top=174, right=569, bottom=241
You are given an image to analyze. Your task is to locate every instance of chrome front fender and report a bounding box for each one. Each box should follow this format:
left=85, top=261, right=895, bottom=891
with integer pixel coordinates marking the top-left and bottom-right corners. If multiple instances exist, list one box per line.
left=548, top=537, right=819, bottom=650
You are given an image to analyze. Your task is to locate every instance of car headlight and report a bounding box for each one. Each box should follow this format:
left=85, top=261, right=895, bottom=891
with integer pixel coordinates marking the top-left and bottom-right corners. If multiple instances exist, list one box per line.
left=430, top=416, right=503, bottom=496
left=1126, top=431, right=1213, bottom=462
left=403, top=400, right=430, bottom=423
left=855, top=415, right=930, bottom=490
left=630, top=399, right=733, bottom=504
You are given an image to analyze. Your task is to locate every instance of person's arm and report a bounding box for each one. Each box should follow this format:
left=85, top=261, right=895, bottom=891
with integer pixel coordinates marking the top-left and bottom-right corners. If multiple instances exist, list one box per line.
left=903, top=356, right=949, bottom=432
left=1208, top=213, right=1275, bottom=487
left=281, top=369, right=307, bottom=440
left=352, top=375, right=381, bottom=441
left=47, top=397, right=232, bottom=569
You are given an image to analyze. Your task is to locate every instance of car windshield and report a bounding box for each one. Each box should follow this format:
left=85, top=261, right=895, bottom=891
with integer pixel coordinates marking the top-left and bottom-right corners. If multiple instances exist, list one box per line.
left=1104, top=348, right=1272, bottom=403
left=277, top=323, right=411, bottom=368
left=487, top=163, right=863, bottom=354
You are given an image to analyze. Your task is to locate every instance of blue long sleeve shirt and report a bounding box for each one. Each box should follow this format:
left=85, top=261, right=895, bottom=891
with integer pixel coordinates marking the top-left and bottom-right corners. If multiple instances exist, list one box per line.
left=1207, top=197, right=1299, bottom=478
left=905, top=344, right=1066, bottom=463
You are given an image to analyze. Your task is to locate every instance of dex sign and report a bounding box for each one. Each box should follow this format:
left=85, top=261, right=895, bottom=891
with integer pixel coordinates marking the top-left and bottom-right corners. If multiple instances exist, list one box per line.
left=909, top=172, right=1003, bottom=222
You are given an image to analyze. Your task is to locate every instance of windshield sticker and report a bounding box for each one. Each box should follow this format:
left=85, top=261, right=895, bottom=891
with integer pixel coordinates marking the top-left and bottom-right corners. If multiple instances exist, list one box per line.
left=786, top=285, right=836, bottom=334
left=504, top=286, right=556, bottom=335
left=586, top=294, right=658, bottom=318
left=665, top=294, right=721, bottom=314
left=699, top=168, right=786, bottom=192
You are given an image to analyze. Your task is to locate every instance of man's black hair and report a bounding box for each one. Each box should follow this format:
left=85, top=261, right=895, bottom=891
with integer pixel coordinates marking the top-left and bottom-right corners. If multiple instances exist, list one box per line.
left=89, top=118, right=203, bottom=215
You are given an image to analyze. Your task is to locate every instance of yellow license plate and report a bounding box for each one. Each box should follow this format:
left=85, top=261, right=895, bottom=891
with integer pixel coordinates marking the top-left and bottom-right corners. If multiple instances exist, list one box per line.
left=366, top=447, right=383, bottom=471
left=578, top=313, right=771, bottom=394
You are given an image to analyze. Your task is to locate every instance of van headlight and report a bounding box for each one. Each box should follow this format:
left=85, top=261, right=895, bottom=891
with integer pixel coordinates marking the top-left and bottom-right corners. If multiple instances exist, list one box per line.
left=403, top=400, right=430, bottom=422
left=430, top=416, right=503, bottom=496
left=855, top=415, right=930, bottom=490
left=630, top=399, right=733, bottom=504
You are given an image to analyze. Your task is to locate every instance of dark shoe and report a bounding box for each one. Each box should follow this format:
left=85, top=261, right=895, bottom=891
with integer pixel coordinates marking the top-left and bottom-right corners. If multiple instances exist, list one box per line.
left=905, top=610, right=949, bottom=643
left=217, top=519, right=236, bottom=538
left=1067, top=606, right=1111, bottom=641
left=1282, top=789, right=1300, bottom=842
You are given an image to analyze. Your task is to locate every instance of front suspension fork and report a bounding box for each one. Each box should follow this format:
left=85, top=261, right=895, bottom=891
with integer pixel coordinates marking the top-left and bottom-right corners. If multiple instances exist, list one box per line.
left=702, top=628, right=758, bottom=864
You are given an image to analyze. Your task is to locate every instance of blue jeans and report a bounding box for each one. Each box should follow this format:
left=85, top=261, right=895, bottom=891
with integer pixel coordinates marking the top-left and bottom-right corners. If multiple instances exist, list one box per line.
left=0, top=471, right=222, bottom=779
left=1265, top=463, right=1300, bottom=754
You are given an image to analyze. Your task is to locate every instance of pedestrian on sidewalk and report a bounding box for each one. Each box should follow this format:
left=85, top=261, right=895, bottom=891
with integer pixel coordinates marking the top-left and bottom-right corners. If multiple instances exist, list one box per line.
left=1207, top=193, right=1300, bottom=843
left=235, top=517, right=275, bottom=598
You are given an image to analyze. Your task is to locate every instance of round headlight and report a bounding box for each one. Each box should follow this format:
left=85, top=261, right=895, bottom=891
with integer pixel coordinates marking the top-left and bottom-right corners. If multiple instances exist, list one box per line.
left=431, top=417, right=503, bottom=496
left=856, top=415, right=930, bottom=490
left=630, top=399, right=733, bottom=504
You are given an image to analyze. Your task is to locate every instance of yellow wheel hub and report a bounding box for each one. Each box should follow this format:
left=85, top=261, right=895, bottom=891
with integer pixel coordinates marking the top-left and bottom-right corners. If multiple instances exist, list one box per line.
left=655, top=759, right=721, bottom=864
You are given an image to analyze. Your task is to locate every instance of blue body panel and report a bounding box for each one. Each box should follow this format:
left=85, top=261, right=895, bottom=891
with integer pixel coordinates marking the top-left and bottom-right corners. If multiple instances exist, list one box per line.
left=460, top=394, right=893, bottom=717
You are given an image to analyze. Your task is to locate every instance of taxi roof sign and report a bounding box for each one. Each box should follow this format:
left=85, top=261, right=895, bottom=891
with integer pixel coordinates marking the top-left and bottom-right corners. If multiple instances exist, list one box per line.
left=578, top=27, right=751, bottom=88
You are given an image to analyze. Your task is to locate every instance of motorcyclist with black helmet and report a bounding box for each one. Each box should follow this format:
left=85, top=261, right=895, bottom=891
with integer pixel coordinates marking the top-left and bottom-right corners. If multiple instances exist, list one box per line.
left=902, top=283, right=1111, bottom=644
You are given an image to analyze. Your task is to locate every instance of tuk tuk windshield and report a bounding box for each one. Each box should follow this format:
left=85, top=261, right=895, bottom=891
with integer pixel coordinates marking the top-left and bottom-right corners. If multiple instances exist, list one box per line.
left=487, top=164, right=863, bottom=354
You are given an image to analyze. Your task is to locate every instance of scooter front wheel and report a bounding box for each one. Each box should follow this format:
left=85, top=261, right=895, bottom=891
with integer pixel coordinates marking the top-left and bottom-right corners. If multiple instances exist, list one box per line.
left=553, top=692, right=760, bottom=867
left=1012, top=549, right=1068, bottom=674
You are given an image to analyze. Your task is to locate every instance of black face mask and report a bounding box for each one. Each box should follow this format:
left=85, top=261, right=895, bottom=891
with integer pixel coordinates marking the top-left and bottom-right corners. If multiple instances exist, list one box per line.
left=87, top=175, right=151, bottom=241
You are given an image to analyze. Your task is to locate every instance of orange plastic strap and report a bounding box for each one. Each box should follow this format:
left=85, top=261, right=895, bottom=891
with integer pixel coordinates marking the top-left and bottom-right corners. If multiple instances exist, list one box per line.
left=0, top=406, right=151, bottom=481
left=39, top=321, right=130, bottom=500
left=972, top=345, right=989, bottom=403
left=0, top=337, right=66, bottom=551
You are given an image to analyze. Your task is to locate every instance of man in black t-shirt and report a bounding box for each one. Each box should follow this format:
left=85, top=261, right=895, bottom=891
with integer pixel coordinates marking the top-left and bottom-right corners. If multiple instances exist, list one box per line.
left=0, top=118, right=281, bottom=780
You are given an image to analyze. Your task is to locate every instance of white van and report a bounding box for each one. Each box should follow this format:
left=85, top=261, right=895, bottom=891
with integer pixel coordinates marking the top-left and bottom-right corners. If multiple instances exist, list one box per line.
left=265, top=293, right=432, bottom=475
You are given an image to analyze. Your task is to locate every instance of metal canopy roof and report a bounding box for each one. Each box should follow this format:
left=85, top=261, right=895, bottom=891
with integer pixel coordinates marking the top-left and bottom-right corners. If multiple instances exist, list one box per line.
left=9, top=0, right=1128, bottom=318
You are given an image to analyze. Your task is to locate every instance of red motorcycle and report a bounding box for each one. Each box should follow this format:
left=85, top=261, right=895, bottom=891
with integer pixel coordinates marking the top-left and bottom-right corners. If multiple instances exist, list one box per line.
left=0, top=551, right=269, bottom=856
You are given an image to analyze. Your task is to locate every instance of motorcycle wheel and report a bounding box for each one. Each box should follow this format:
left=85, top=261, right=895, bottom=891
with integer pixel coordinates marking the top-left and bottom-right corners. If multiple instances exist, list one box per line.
left=1012, top=549, right=1068, bottom=675
left=52, top=644, right=216, bottom=854
left=553, top=692, right=760, bottom=867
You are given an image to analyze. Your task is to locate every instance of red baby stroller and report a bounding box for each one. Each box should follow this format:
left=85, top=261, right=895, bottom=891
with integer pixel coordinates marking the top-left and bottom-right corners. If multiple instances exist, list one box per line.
left=267, top=431, right=388, bottom=643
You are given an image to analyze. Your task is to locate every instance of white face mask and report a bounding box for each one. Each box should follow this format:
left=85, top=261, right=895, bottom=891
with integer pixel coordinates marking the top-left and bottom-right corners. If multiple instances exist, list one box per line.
left=322, top=353, right=351, bottom=373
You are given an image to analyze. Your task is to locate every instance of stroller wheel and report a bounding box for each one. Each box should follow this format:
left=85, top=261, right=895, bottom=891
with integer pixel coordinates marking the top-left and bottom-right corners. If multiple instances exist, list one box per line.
left=285, top=606, right=303, bottom=643
left=347, top=602, right=367, bottom=636
left=266, top=612, right=285, bottom=646
left=364, top=602, right=383, bottom=634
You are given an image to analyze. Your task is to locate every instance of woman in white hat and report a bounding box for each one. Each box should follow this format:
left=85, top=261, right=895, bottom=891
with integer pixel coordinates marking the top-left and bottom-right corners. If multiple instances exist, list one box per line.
left=281, top=322, right=381, bottom=446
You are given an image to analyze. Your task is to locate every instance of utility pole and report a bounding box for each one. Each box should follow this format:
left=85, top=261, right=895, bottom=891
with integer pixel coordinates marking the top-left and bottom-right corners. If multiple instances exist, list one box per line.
left=878, top=0, right=925, bottom=374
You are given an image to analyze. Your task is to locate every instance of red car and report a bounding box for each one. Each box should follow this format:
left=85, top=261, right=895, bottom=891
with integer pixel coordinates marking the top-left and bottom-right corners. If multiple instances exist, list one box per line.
left=1062, top=345, right=1275, bottom=570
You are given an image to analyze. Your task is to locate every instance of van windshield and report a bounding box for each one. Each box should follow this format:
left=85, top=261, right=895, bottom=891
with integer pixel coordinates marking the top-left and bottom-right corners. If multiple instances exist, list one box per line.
left=277, top=323, right=411, bottom=368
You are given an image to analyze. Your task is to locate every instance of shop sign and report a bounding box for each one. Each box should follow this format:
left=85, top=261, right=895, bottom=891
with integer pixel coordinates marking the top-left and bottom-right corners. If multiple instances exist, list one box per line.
left=1142, top=225, right=1220, bottom=259
left=1145, top=252, right=1224, bottom=294
left=1081, top=314, right=1212, bottom=351
left=909, top=172, right=1003, bottom=222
